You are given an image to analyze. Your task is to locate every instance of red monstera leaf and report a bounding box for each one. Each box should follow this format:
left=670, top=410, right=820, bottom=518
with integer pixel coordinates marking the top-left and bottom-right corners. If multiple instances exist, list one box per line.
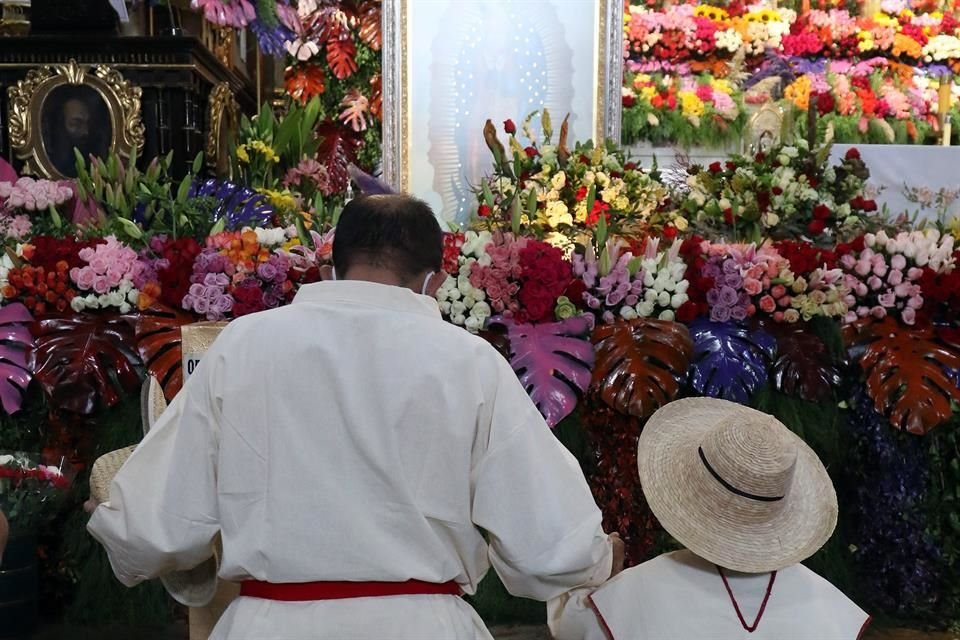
left=769, top=323, right=844, bottom=403
left=845, top=317, right=960, bottom=434
left=316, top=121, right=361, bottom=194
left=285, top=64, right=326, bottom=104
left=31, top=312, right=142, bottom=415
left=135, top=305, right=198, bottom=402
left=369, top=73, right=382, bottom=121
left=325, top=37, right=358, bottom=80
left=0, top=303, right=34, bottom=414
left=591, top=318, right=693, bottom=419
left=486, top=315, right=595, bottom=427
left=357, top=0, right=381, bottom=51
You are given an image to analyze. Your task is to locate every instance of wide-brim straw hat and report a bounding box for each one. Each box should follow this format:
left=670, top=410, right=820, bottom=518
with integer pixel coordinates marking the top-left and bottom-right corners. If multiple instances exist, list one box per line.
left=637, top=398, right=838, bottom=574
left=89, top=375, right=218, bottom=607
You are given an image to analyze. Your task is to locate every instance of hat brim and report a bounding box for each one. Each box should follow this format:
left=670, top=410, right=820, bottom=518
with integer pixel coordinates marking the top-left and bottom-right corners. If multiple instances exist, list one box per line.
left=160, top=555, right=219, bottom=607
left=637, top=398, right=838, bottom=573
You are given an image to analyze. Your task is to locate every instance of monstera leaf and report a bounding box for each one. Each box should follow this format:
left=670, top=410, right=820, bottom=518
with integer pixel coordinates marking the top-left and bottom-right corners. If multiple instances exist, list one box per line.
left=769, top=324, right=843, bottom=403
left=486, top=315, right=595, bottom=428
left=31, top=313, right=142, bottom=415
left=0, top=303, right=34, bottom=415
left=687, top=319, right=775, bottom=404
left=135, top=305, right=196, bottom=402
left=326, top=37, right=358, bottom=80
left=592, top=318, right=693, bottom=419
left=357, top=0, right=382, bottom=50
left=316, top=121, right=361, bottom=194
left=845, top=317, right=960, bottom=434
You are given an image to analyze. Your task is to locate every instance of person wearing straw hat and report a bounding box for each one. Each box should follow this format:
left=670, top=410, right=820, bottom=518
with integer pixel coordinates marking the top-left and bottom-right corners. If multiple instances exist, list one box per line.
left=86, top=194, right=620, bottom=640
left=548, top=397, right=870, bottom=640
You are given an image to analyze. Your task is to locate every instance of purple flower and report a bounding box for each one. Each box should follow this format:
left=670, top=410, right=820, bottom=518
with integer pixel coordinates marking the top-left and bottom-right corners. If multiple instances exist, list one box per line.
left=878, top=292, right=896, bottom=308
left=606, top=290, right=626, bottom=307
left=724, top=273, right=743, bottom=289
left=625, top=294, right=638, bottom=307
left=730, top=305, right=748, bottom=321
left=258, top=262, right=278, bottom=282
left=719, top=286, right=739, bottom=307
left=189, top=283, right=206, bottom=298
left=722, top=259, right=739, bottom=275
left=706, top=288, right=721, bottom=306
left=602, top=310, right=615, bottom=324
left=710, top=305, right=732, bottom=322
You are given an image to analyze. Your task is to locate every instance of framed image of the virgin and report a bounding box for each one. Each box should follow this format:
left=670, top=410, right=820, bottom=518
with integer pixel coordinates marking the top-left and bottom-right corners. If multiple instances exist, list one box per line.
left=7, top=59, right=144, bottom=179
left=382, top=0, right=624, bottom=224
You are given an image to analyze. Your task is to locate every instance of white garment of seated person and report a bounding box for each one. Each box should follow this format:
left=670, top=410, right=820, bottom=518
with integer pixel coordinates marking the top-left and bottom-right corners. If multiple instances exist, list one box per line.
left=548, top=549, right=870, bottom=640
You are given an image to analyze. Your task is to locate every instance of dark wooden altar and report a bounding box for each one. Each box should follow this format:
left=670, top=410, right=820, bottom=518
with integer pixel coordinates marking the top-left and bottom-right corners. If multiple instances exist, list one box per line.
left=0, top=35, right=258, bottom=179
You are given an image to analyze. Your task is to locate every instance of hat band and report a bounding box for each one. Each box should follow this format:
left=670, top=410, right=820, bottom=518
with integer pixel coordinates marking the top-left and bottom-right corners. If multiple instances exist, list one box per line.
left=698, top=447, right=784, bottom=503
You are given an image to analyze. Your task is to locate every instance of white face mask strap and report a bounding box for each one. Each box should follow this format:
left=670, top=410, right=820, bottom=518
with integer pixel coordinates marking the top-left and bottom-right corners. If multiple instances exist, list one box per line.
left=331, top=267, right=337, bottom=281
left=420, top=272, right=435, bottom=296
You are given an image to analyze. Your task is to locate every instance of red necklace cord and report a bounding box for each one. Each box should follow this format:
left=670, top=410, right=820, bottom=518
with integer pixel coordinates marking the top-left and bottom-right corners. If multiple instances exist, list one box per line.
left=716, top=566, right=777, bottom=633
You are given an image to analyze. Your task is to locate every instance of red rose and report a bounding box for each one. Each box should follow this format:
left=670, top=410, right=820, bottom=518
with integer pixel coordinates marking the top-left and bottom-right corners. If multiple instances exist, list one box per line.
left=723, top=208, right=734, bottom=225
left=676, top=300, right=699, bottom=323
left=807, top=219, right=827, bottom=235
left=622, top=95, right=637, bottom=108
left=524, top=146, right=539, bottom=158
left=477, top=204, right=492, bottom=218
left=709, top=162, right=723, bottom=174
left=845, top=148, right=861, bottom=161
left=503, top=119, right=517, bottom=135
left=563, top=279, right=589, bottom=308
left=772, top=186, right=783, bottom=195
left=575, top=187, right=589, bottom=201
left=662, top=225, right=678, bottom=240
left=624, top=162, right=637, bottom=171
left=813, top=204, right=832, bottom=220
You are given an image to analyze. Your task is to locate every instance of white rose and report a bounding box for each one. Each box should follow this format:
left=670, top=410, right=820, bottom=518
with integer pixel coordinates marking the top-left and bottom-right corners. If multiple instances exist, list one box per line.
left=658, top=309, right=676, bottom=321
left=657, top=291, right=671, bottom=306
left=675, top=280, right=690, bottom=294
left=671, top=293, right=689, bottom=308
left=644, top=289, right=658, bottom=303
left=119, top=302, right=132, bottom=314
left=637, top=301, right=656, bottom=317
left=620, top=306, right=639, bottom=320
left=472, top=301, right=492, bottom=320
left=127, top=290, right=139, bottom=304
left=71, top=297, right=87, bottom=312
left=451, top=301, right=467, bottom=316
left=464, top=316, right=483, bottom=333
left=439, top=300, right=452, bottom=314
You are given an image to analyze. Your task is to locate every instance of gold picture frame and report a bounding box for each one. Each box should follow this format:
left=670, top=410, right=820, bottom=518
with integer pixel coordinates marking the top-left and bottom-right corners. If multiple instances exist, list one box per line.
left=206, top=82, right=240, bottom=178
left=7, top=59, right=145, bottom=180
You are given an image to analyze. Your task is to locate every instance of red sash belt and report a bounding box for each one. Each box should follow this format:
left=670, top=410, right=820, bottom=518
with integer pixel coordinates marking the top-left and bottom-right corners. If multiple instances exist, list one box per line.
left=239, top=579, right=462, bottom=601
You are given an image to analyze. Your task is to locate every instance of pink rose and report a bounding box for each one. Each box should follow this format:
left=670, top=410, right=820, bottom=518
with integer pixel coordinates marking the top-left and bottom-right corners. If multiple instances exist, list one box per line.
left=894, top=283, right=911, bottom=297
left=759, top=295, right=776, bottom=314
left=867, top=276, right=883, bottom=290
left=746, top=265, right=764, bottom=280
left=907, top=295, right=923, bottom=309
left=777, top=295, right=792, bottom=308
left=887, top=269, right=903, bottom=285
left=870, top=306, right=888, bottom=319
left=890, top=254, right=906, bottom=270
left=857, top=306, right=870, bottom=317
left=901, top=307, right=916, bottom=325
left=77, top=247, right=95, bottom=262
left=75, top=267, right=96, bottom=290
left=907, top=267, right=924, bottom=281
left=855, top=260, right=872, bottom=276
left=873, top=262, right=888, bottom=278
left=855, top=282, right=868, bottom=297
left=92, top=276, right=111, bottom=294
left=878, top=292, right=896, bottom=308
left=773, top=311, right=785, bottom=322
left=743, top=278, right=763, bottom=296
left=771, top=285, right=787, bottom=299
left=840, top=254, right=856, bottom=269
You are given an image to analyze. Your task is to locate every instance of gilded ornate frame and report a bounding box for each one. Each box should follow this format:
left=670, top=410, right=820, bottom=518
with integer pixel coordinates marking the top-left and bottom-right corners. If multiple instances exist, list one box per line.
left=381, top=0, right=623, bottom=194
left=7, top=59, right=145, bottom=180
left=206, top=81, right=240, bottom=177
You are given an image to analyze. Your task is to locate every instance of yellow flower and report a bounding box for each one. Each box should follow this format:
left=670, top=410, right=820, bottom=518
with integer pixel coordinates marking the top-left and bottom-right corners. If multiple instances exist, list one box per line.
left=947, top=214, right=960, bottom=236
left=674, top=216, right=689, bottom=231
left=574, top=200, right=588, bottom=223
left=679, top=91, right=705, bottom=118
left=545, top=232, right=573, bottom=254
left=784, top=76, right=811, bottom=111
left=236, top=145, right=250, bottom=164
left=640, top=86, right=657, bottom=101
left=546, top=201, right=572, bottom=228
left=710, top=78, right=733, bottom=94
left=262, top=189, right=298, bottom=211
left=250, top=140, right=280, bottom=163
left=614, top=196, right=630, bottom=210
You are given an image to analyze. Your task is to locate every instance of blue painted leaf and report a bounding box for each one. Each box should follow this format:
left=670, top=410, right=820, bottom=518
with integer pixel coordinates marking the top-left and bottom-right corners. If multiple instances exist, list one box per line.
left=190, top=179, right=275, bottom=229
left=0, top=303, right=34, bottom=414
left=486, top=315, right=595, bottom=428
left=687, top=319, right=775, bottom=404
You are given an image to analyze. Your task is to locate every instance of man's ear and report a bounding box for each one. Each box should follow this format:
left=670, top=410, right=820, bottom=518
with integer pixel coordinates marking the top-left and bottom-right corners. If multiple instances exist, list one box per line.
left=424, top=271, right=448, bottom=297
left=319, top=265, right=335, bottom=281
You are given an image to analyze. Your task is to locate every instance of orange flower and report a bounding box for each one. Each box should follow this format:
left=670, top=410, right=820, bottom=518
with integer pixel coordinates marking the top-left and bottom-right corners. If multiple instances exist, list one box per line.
left=892, top=33, right=922, bottom=59
left=138, top=282, right=162, bottom=310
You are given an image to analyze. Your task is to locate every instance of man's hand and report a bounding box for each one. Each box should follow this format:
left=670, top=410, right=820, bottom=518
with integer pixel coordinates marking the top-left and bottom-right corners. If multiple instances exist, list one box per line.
left=83, top=498, right=100, bottom=514
left=609, top=533, right=625, bottom=578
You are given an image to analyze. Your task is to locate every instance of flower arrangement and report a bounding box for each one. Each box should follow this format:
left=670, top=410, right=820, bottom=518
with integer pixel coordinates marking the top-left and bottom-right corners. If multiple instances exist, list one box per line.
left=0, top=452, right=71, bottom=535
left=680, top=142, right=878, bottom=243
left=475, top=111, right=674, bottom=246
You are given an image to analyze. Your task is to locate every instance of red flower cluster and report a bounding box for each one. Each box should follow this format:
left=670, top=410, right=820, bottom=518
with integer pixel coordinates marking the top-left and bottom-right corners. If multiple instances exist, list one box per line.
left=834, top=234, right=867, bottom=256
left=27, top=236, right=101, bottom=274
left=442, top=233, right=465, bottom=274
left=678, top=235, right=711, bottom=322
left=2, top=261, right=77, bottom=315
left=154, top=237, right=203, bottom=309
left=773, top=240, right=838, bottom=275
left=918, top=250, right=960, bottom=319
left=0, top=465, right=70, bottom=490
left=517, top=240, right=573, bottom=323
left=232, top=282, right=268, bottom=317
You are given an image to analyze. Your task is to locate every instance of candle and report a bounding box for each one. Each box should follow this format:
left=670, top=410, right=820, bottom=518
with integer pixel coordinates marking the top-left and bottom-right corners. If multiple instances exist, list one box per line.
left=943, top=117, right=952, bottom=147
left=938, top=76, right=952, bottom=123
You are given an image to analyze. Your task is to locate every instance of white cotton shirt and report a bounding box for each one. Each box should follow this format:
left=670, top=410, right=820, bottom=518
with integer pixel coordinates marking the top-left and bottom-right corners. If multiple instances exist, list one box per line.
left=87, top=280, right=612, bottom=639
left=549, top=549, right=870, bottom=640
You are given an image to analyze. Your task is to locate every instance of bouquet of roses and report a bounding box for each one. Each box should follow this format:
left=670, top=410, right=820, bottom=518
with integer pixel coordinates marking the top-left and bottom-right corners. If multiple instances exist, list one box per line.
left=0, top=452, right=72, bottom=535
left=839, top=229, right=955, bottom=325
left=436, top=231, right=494, bottom=332
left=68, top=235, right=145, bottom=313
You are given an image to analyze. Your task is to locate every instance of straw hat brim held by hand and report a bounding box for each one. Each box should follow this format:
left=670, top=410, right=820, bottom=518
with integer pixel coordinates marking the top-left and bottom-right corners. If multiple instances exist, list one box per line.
left=638, top=398, right=838, bottom=574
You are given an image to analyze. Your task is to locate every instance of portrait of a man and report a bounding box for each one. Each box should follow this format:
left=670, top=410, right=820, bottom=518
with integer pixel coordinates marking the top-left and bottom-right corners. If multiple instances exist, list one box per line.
left=40, top=84, right=112, bottom=178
